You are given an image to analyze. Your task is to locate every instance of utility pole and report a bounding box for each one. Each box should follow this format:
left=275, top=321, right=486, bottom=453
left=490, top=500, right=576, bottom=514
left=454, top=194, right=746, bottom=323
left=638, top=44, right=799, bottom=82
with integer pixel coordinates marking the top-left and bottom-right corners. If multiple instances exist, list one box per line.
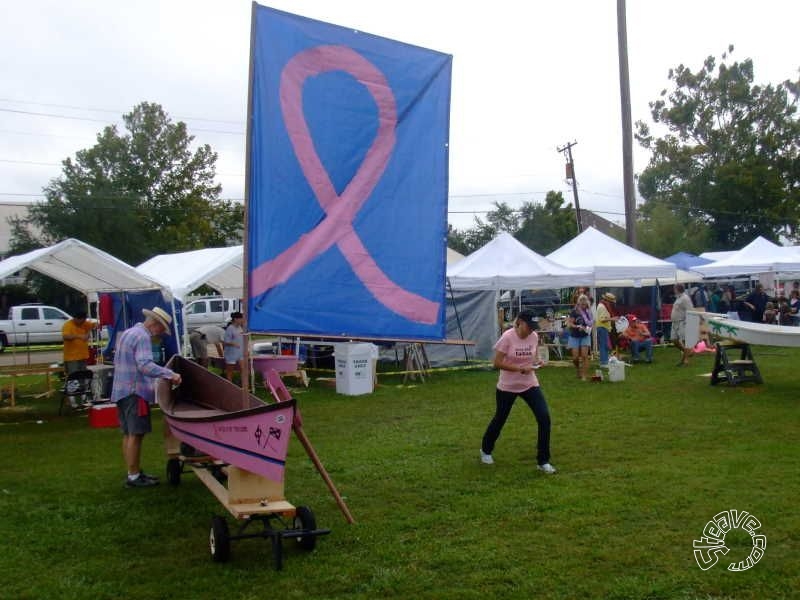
left=617, top=0, right=637, bottom=247
left=557, top=141, right=582, bottom=233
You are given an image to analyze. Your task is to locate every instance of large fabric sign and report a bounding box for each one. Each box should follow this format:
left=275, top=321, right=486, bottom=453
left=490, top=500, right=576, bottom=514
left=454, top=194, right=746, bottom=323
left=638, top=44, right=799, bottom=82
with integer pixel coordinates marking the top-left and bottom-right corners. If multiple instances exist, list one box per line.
left=247, top=5, right=451, bottom=340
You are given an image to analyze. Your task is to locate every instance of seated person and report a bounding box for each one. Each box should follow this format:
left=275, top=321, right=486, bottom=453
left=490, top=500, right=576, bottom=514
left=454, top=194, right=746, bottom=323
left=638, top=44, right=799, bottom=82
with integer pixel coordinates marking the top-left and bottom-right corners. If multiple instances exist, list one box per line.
left=622, top=314, right=653, bottom=363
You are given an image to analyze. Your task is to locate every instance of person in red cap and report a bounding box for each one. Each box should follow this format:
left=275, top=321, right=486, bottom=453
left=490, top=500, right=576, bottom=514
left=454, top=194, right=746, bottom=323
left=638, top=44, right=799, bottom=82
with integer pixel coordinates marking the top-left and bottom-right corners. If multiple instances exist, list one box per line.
left=622, top=314, right=653, bottom=363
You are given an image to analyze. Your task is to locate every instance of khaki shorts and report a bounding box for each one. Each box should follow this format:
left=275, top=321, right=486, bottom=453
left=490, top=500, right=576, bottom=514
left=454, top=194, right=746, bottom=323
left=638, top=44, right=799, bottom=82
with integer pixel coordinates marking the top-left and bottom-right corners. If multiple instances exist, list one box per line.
left=671, top=320, right=686, bottom=344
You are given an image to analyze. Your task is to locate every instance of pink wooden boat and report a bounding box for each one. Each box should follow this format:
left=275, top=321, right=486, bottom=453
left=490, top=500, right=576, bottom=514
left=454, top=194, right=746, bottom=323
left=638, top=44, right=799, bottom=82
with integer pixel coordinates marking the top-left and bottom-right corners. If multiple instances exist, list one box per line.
left=156, top=355, right=295, bottom=482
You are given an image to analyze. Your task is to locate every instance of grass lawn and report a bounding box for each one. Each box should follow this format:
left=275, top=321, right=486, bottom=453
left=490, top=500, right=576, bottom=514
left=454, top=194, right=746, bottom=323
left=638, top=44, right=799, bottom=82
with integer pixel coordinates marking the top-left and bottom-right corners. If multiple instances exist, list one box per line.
left=1, top=345, right=798, bottom=599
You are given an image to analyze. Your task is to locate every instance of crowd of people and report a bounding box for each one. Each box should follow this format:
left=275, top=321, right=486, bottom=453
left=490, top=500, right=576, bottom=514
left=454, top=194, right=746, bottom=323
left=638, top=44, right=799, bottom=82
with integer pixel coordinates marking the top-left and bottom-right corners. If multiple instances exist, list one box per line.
left=693, top=281, right=799, bottom=325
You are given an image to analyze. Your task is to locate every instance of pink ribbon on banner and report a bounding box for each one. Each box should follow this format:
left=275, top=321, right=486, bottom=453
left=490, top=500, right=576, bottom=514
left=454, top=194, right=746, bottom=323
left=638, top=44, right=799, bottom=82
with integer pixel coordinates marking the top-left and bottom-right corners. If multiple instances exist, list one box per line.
left=250, top=45, right=439, bottom=325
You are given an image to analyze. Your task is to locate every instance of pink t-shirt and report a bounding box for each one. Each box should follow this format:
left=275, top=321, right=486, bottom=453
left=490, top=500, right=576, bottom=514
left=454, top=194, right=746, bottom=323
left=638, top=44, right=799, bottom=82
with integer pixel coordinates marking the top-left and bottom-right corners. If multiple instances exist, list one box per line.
left=494, top=327, right=540, bottom=393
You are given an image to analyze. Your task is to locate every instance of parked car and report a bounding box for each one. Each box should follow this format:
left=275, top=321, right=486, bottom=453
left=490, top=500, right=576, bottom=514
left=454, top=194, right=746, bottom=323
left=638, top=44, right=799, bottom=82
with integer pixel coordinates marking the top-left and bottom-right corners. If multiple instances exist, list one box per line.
left=500, top=289, right=564, bottom=321
left=0, top=304, right=72, bottom=350
left=184, top=297, right=241, bottom=330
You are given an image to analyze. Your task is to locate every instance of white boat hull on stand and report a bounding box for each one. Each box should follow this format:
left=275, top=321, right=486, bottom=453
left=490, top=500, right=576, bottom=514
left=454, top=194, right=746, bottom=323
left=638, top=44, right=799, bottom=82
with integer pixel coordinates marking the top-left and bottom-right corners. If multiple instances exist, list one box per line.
left=688, top=310, right=800, bottom=348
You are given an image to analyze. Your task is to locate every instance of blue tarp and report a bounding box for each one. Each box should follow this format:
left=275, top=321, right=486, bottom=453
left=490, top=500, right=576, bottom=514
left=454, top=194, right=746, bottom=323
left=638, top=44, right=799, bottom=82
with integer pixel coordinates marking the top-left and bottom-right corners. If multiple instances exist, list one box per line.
left=246, top=5, right=451, bottom=340
left=102, top=291, right=182, bottom=364
left=664, top=252, right=711, bottom=270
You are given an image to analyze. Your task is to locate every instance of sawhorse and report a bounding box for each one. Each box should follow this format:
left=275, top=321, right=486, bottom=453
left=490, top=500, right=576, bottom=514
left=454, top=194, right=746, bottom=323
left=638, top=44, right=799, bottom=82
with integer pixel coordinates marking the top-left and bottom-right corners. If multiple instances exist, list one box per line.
left=402, top=343, right=430, bottom=384
left=710, top=342, right=763, bottom=386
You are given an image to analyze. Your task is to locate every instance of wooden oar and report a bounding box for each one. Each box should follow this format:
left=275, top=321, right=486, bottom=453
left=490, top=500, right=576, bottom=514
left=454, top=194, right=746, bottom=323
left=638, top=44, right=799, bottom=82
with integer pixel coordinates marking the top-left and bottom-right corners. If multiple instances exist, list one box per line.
left=293, top=420, right=355, bottom=524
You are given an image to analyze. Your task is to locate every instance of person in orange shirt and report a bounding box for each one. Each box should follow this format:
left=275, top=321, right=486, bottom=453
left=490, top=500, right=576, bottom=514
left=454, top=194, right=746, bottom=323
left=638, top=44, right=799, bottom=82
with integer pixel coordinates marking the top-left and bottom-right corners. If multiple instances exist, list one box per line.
left=62, top=310, right=98, bottom=374
left=622, top=314, right=653, bottom=363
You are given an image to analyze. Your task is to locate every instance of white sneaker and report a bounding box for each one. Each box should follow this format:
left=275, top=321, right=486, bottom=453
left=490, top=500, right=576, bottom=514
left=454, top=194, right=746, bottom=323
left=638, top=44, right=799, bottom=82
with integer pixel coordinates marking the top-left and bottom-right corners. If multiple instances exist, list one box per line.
left=480, top=450, right=494, bottom=465
left=537, top=463, right=557, bottom=474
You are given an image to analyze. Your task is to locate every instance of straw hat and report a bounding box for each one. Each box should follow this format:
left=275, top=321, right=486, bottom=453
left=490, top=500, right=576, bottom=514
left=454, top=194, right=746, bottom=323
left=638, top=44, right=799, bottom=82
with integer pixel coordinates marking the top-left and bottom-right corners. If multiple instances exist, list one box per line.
left=601, top=292, right=616, bottom=303
left=142, top=306, right=172, bottom=333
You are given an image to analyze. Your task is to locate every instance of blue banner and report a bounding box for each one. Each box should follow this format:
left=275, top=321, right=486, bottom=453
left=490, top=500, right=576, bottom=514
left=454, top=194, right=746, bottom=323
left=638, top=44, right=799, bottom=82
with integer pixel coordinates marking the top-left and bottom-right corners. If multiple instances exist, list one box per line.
left=247, top=5, right=451, bottom=340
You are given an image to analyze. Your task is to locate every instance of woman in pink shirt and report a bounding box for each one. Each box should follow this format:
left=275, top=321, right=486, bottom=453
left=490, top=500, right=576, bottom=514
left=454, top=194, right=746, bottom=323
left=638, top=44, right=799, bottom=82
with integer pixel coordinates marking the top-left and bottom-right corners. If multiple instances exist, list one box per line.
left=480, top=311, right=555, bottom=474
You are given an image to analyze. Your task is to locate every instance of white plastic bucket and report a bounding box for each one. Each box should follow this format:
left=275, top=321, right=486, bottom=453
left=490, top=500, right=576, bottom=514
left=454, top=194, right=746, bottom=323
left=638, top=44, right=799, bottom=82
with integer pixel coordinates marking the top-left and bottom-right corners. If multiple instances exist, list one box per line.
left=608, top=361, right=625, bottom=382
left=334, top=343, right=377, bottom=395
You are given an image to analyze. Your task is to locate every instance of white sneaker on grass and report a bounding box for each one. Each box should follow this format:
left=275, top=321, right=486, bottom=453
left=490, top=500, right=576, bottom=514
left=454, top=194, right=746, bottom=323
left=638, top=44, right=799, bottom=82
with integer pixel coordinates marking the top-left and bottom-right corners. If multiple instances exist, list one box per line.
left=537, top=463, right=557, bottom=474
left=480, top=450, right=494, bottom=465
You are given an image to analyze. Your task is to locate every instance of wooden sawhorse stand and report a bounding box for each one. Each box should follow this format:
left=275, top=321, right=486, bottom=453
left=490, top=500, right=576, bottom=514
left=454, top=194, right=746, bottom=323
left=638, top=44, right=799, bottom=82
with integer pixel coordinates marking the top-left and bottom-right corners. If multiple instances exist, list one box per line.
left=402, top=343, right=430, bottom=384
left=710, top=342, right=763, bottom=386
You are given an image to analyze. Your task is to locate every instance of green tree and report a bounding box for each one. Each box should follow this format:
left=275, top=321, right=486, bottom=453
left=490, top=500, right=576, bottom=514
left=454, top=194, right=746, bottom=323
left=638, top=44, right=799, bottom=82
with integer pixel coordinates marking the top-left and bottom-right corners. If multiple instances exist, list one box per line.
left=515, top=191, right=577, bottom=254
left=635, top=46, right=800, bottom=249
left=13, top=102, right=243, bottom=265
left=447, top=201, right=518, bottom=254
left=447, top=194, right=578, bottom=255
left=635, top=203, right=711, bottom=258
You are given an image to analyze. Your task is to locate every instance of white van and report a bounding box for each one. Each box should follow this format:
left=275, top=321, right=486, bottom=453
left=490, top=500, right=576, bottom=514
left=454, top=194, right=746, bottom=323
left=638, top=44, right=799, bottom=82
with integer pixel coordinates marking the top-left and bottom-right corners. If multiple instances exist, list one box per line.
left=184, top=297, right=241, bottom=330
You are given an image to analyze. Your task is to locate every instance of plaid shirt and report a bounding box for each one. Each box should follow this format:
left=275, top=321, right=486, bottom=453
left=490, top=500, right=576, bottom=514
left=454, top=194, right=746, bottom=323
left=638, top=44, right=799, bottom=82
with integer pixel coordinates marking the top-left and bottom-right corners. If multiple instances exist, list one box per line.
left=110, top=323, right=176, bottom=404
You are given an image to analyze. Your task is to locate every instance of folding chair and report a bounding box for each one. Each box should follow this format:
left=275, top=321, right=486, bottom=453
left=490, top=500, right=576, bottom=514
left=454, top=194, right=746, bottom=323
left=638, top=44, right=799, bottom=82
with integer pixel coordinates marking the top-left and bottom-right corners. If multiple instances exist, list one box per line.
left=59, top=369, right=94, bottom=415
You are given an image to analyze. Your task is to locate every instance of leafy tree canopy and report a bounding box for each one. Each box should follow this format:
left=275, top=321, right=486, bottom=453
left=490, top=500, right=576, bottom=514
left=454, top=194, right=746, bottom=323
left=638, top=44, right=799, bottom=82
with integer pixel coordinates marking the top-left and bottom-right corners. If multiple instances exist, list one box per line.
left=635, top=46, right=800, bottom=249
left=13, top=102, right=243, bottom=265
left=447, top=192, right=577, bottom=255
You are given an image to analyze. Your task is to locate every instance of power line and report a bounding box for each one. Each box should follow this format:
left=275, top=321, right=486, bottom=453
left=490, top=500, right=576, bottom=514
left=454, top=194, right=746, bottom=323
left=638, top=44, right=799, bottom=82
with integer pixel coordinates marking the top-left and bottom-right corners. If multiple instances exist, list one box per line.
left=0, top=159, right=61, bottom=167
left=0, top=107, right=111, bottom=123
left=0, top=129, right=92, bottom=140
left=0, top=108, right=243, bottom=136
left=0, top=98, right=244, bottom=125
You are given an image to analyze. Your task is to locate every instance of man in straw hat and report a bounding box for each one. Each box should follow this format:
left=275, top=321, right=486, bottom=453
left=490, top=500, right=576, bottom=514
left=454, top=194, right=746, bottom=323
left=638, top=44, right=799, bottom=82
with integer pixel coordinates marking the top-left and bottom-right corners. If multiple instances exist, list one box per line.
left=596, top=292, right=620, bottom=367
left=110, top=306, right=182, bottom=488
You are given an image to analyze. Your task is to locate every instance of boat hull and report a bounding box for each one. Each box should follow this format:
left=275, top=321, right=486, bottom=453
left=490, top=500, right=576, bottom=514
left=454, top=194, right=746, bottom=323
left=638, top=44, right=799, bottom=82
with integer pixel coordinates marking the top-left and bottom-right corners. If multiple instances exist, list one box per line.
left=707, top=316, right=800, bottom=348
left=157, top=356, right=295, bottom=482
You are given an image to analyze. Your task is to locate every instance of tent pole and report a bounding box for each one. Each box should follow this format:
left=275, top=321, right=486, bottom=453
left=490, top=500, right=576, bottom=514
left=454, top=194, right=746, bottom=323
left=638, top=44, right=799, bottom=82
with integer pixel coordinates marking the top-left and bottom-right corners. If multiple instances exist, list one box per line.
left=168, top=294, right=182, bottom=355
left=446, top=278, right=469, bottom=362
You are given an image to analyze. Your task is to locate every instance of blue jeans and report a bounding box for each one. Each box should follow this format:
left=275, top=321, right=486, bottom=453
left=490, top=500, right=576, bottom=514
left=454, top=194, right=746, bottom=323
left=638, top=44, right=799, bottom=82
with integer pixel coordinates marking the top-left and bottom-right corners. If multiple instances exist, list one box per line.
left=630, top=339, right=653, bottom=362
left=482, top=386, right=551, bottom=465
left=597, top=327, right=611, bottom=365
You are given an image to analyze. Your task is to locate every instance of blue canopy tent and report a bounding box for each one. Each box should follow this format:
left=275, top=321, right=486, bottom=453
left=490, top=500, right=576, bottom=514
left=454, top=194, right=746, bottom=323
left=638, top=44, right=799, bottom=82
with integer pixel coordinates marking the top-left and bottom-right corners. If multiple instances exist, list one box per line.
left=664, top=252, right=712, bottom=271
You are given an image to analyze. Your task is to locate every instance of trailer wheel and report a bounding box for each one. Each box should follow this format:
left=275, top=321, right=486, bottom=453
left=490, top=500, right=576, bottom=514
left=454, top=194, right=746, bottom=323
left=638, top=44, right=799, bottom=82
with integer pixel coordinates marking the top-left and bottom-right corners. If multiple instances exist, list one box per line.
left=0, top=335, right=6, bottom=353
left=293, top=506, right=317, bottom=551
left=166, top=458, right=182, bottom=485
left=210, top=516, right=230, bottom=562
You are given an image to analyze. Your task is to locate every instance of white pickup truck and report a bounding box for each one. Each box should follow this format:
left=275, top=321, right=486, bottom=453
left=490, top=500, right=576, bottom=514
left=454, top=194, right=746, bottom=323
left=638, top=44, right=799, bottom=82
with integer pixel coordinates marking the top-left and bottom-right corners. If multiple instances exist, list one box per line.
left=0, top=304, right=72, bottom=351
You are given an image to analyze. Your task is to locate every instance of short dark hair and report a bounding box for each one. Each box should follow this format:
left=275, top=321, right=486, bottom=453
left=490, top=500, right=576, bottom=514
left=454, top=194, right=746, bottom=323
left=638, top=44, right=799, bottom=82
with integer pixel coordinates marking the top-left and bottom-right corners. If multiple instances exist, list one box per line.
left=74, top=310, right=87, bottom=319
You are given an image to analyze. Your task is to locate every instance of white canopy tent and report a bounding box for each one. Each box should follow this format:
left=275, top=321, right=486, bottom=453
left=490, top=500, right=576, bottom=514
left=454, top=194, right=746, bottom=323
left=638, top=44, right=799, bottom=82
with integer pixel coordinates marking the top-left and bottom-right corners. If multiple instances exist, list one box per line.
left=694, top=236, right=800, bottom=278
left=546, top=226, right=677, bottom=284
left=446, top=247, right=465, bottom=265
left=137, top=245, right=243, bottom=302
left=0, top=238, right=166, bottom=296
left=446, top=232, right=593, bottom=290
left=0, top=238, right=182, bottom=344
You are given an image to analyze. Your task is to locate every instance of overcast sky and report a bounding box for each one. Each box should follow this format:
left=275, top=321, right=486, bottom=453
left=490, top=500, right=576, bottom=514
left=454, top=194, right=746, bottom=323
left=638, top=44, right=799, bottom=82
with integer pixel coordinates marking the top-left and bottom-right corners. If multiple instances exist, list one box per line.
left=1, top=0, right=797, bottom=231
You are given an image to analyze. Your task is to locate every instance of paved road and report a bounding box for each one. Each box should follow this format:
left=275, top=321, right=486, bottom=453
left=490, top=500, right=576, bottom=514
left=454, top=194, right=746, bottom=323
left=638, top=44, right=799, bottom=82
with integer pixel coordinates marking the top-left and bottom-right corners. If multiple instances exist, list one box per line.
left=0, top=349, right=64, bottom=367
